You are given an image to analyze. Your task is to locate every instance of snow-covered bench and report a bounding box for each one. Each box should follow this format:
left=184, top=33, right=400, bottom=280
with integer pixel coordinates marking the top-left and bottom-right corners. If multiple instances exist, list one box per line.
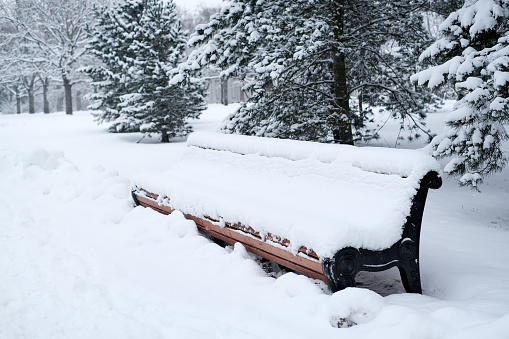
left=132, top=132, right=442, bottom=293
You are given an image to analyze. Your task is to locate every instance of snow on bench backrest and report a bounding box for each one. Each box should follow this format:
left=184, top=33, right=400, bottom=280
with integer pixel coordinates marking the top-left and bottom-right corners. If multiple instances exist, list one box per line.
left=187, top=132, right=440, bottom=178
left=134, top=132, right=441, bottom=258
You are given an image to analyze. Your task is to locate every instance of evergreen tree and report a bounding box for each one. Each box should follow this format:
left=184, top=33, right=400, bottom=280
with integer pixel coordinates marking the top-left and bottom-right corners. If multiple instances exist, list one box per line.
left=413, top=0, right=509, bottom=188
left=83, top=1, right=143, bottom=130
left=85, top=0, right=206, bottom=141
left=172, top=0, right=437, bottom=144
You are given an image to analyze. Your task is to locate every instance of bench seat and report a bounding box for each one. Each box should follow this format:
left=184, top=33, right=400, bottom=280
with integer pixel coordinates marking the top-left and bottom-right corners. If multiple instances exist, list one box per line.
left=132, top=132, right=442, bottom=293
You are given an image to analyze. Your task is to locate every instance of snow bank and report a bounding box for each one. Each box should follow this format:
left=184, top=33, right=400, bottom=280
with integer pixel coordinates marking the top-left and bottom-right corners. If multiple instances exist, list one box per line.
left=134, top=132, right=441, bottom=257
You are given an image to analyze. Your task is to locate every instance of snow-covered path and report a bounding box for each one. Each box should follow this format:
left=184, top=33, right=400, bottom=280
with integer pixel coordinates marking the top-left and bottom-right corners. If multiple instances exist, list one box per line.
left=1, top=105, right=508, bottom=338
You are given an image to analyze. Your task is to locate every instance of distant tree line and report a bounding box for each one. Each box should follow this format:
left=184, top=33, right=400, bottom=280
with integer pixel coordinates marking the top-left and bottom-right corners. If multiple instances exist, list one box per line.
left=0, top=0, right=216, bottom=116
left=0, top=0, right=100, bottom=115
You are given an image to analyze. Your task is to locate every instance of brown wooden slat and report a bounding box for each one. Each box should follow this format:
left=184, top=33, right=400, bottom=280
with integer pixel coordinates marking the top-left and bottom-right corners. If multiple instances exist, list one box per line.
left=137, top=188, right=319, bottom=260
left=134, top=190, right=326, bottom=282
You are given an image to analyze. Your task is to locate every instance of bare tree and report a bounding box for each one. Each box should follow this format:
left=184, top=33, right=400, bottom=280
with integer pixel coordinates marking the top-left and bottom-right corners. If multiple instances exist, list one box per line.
left=0, top=0, right=93, bottom=115
left=0, top=6, right=29, bottom=114
left=0, top=78, right=24, bottom=114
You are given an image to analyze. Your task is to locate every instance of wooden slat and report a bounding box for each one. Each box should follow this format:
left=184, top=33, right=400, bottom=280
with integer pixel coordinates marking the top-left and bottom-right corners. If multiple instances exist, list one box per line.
left=134, top=190, right=326, bottom=282
left=137, top=188, right=319, bottom=259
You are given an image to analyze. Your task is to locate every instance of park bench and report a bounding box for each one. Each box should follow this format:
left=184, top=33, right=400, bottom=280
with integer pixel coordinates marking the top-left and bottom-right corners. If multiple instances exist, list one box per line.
left=131, top=132, right=442, bottom=293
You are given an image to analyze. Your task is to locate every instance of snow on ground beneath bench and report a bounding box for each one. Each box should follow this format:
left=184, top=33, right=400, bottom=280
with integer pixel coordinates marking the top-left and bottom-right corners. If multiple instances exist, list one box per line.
left=1, top=102, right=509, bottom=338
left=134, top=132, right=441, bottom=256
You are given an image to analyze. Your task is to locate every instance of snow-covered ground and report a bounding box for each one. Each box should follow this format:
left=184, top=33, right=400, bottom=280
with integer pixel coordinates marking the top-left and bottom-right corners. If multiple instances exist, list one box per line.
left=1, top=104, right=508, bottom=338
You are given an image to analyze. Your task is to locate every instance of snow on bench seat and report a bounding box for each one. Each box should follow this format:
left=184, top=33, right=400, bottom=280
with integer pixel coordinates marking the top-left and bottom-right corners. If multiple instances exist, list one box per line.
left=133, top=132, right=440, bottom=259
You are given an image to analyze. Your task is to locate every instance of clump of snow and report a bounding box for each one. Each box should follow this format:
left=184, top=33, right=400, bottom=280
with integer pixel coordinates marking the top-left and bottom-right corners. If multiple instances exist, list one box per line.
left=328, top=288, right=385, bottom=327
left=21, top=148, right=67, bottom=171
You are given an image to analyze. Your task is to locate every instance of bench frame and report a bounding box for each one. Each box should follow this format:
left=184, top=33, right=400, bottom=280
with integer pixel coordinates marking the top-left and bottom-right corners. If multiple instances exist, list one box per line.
left=132, top=171, right=441, bottom=294
left=322, top=171, right=442, bottom=293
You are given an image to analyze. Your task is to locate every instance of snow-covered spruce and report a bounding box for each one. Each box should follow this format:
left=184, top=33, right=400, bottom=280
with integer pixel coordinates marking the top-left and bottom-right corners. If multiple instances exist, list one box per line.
left=171, top=0, right=438, bottom=144
left=413, top=0, right=509, bottom=188
left=84, top=0, right=206, bottom=142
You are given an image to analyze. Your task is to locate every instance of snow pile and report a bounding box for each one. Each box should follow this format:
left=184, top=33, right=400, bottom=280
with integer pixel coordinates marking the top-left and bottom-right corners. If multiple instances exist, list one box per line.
left=0, top=149, right=132, bottom=338
left=134, top=132, right=441, bottom=257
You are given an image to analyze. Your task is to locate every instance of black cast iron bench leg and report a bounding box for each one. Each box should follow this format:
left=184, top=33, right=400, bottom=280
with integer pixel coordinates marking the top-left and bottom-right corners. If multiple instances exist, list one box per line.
left=322, top=239, right=422, bottom=294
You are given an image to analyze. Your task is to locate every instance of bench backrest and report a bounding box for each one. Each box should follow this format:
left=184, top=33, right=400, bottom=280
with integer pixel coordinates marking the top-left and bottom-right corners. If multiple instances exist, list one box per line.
left=133, top=132, right=441, bottom=258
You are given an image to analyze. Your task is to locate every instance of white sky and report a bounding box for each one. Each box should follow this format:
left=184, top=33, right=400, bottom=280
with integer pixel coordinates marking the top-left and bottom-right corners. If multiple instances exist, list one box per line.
left=174, top=0, right=223, bottom=12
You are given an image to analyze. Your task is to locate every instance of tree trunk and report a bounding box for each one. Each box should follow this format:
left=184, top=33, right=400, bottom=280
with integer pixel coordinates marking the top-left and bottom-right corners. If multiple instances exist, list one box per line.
left=75, top=90, right=83, bottom=111
left=23, top=75, right=36, bottom=114
left=56, top=92, right=64, bottom=112
left=41, top=77, right=50, bottom=114
left=161, top=130, right=169, bottom=143
left=221, top=77, right=228, bottom=106
left=15, top=86, right=21, bottom=114
left=63, top=75, right=73, bottom=115
left=331, top=0, right=353, bottom=145
left=28, top=87, right=35, bottom=114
